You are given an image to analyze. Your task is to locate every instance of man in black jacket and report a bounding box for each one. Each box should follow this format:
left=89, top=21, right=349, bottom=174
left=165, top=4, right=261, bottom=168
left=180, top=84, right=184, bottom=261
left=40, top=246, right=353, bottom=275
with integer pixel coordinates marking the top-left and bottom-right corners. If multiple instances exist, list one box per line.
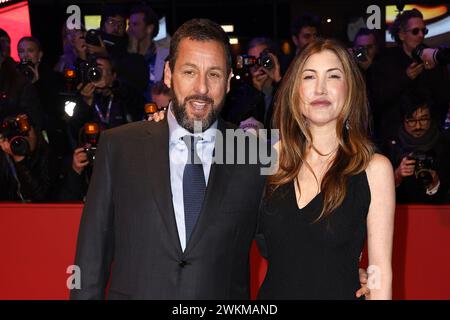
left=0, top=114, right=55, bottom=202
left=367, top=9, right=449, bottom=142
left=68, top=56, right=144, bottom=143
left=222, top=37, right=281, bottom=130
left=70, top=18, right=268, bottom=300
left=383, top=91, right=450, bottom=203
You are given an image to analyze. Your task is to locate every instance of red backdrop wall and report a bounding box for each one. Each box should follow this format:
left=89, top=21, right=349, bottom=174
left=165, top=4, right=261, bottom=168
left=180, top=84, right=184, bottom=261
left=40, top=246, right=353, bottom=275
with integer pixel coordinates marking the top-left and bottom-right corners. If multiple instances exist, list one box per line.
left=0, top=203, right=449, bottom=300
left=0, top=1, right=32, bottom=62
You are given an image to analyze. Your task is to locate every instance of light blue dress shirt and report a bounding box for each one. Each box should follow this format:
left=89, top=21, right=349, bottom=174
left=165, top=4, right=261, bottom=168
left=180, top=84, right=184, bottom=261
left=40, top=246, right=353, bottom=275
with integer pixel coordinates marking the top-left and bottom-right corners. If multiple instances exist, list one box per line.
left=167, top=104, right=218, bottom=251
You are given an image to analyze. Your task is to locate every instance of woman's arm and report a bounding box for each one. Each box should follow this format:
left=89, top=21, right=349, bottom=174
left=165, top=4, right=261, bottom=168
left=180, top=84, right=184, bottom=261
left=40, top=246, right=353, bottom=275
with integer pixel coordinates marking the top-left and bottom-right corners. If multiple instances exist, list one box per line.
left=365, top=153, right=396, bottom=300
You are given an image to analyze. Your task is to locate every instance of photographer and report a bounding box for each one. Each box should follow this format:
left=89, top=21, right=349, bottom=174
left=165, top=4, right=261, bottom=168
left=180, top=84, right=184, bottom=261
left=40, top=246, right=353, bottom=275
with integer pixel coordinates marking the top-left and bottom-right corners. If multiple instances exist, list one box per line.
left=281, top=14, right=320, bottom=73
left=0, top=113, right=55, bottom=202
left=1, top=31, right=43, bottom=130
left=223, top=37, right=281, bottom=130
left=54, top=25, right=87, bottom=74
left=367, top=9, right=450, bottom=142
left=17, top=37, right=67, bottom=155
left=84, top=5, right=149, bottom=95
left=0, top=28, right=11, bottom=59
left=150, top=80, right=171, bottom=110
left=57, top=123, right=100, bottom=201
left=127, top=5, right=169, bottom=102
left=68, top=56, right=143, bottom=142
left=352, top=28, right=380, bottom=73
left=383, top=91, right=450, bottom=203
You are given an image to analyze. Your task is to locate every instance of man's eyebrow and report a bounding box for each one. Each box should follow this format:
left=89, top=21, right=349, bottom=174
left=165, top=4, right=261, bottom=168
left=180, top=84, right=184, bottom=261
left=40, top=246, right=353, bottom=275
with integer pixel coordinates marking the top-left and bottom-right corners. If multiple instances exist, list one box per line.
left=180, top=63, right=198, bottom=69
left=180, top=63, right=225, bottom=72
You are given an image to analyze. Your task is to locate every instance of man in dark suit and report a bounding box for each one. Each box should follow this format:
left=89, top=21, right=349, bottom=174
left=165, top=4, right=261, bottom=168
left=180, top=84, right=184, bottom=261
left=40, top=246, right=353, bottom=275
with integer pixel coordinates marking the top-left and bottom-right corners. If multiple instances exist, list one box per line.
left=70, top=19, right=267, bottom=299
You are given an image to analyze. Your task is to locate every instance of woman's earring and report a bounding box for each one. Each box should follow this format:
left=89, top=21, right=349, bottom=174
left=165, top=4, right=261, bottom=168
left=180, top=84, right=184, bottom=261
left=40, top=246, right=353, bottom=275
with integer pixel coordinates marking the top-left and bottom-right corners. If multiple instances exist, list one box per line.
left=345, top=119, right=350, bottom=130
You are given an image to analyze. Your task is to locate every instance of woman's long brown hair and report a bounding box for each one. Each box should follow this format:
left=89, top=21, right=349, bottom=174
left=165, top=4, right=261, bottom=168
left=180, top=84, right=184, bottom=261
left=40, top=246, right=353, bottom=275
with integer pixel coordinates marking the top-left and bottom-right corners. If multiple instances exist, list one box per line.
left=267, top=38, right=374, bottom=222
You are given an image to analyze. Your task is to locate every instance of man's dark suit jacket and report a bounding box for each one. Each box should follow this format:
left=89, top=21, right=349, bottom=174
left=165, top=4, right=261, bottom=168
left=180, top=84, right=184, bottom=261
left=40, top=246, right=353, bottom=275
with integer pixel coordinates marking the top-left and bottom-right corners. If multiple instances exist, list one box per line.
left=70, top=117, right=267, bottom=299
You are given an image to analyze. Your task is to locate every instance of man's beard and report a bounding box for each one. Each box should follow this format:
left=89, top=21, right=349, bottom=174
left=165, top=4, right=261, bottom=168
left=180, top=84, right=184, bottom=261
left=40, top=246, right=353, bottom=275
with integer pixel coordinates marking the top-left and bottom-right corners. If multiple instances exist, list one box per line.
left=171, top=91, right=225, bottom=133
left=412, top=128, right=425, bottom=137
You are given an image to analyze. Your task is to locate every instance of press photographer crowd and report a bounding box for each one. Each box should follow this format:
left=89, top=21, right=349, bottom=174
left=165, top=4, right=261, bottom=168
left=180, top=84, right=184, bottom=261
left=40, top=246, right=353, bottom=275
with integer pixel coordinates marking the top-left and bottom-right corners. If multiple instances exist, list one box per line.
left=0, top=5, right=449, bottom=203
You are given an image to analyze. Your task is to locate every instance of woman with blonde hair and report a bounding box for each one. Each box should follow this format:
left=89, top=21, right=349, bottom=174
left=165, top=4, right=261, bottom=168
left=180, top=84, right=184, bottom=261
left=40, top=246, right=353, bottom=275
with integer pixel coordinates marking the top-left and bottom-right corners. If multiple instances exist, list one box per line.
left=54, top=24, right=87, bottom=73
left=257, top=38, right=395, bottom=300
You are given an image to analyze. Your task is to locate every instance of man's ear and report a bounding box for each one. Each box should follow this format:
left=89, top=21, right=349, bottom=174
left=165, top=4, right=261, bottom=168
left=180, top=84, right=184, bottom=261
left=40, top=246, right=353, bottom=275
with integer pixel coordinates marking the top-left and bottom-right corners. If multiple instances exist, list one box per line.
left=226, top=69, right=233, bottom=94
left=38, top=51, right=43, bottom=62
left=399, top=30, right=405, bottom=42
left=164, top=61, right=172, bottom=89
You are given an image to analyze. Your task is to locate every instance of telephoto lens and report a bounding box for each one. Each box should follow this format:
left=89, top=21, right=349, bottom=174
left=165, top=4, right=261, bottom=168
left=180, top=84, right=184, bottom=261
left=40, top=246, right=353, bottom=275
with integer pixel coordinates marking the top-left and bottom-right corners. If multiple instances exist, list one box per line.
left=0, top=114, right=31, bottom=156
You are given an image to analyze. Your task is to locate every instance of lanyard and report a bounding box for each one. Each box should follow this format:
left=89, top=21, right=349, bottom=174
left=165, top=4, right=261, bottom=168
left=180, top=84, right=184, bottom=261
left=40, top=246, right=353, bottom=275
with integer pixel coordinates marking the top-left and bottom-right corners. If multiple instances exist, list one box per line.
left=94, top=96, right=113, bottom=125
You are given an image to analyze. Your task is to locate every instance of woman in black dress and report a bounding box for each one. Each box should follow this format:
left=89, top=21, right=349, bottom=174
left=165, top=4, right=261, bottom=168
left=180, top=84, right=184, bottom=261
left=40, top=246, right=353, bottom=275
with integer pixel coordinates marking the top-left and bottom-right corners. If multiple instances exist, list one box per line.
left=258, top=39, right=395, bottom=300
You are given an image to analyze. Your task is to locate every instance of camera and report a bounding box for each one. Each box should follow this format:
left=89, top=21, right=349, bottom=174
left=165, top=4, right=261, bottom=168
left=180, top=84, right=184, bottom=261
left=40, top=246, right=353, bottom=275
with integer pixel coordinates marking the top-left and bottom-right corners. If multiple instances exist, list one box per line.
left=144, top=102, right=158, bottom=121
left=16, top=59, right=35, bottom=82
left=236, top=50, right=274, bottom=70
left=0, top=114, right=31, bottom=156
left=63, top=55, right=102, bottom=90
left=81, top=123, right=100, bottom=164
left=79, top=55, right=102, bottom=83
left=353, top=46, right=368, bottom=63
left=412, top=44, right=450, bottom=65
left=407, top=151, right=435, bottom=187
left=85, top=29, right=102, bottom=47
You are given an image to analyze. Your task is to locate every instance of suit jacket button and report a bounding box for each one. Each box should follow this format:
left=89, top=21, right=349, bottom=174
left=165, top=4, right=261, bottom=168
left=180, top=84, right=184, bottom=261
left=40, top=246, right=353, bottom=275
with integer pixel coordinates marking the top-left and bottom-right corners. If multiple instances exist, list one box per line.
left=179, top=260, right=188, bottom=268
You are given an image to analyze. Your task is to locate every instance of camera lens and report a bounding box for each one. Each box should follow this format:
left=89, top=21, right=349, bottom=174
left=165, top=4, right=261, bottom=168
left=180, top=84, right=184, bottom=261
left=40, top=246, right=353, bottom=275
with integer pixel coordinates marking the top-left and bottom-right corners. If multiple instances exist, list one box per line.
left=259, top=52, right=274, bottom=70
left=10, top=136, right=30, bottom=156
left=87, top=67, right=102, bottom=82
left=86, top=29, right=101, bottom=46
left=417, top=169, right=433, bottom=186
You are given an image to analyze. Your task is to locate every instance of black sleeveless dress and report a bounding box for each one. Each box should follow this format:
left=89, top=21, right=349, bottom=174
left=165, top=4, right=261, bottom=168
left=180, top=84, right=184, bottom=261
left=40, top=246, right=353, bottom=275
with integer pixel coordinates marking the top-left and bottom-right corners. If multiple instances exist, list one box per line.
left=257, top=171, right=371, bottom=300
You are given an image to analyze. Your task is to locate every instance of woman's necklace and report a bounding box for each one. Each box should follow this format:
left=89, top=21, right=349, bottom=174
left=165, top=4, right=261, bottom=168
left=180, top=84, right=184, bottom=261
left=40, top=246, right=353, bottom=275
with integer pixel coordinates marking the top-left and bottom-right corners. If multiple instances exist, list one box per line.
left=311, top=144, right=338, bottom=157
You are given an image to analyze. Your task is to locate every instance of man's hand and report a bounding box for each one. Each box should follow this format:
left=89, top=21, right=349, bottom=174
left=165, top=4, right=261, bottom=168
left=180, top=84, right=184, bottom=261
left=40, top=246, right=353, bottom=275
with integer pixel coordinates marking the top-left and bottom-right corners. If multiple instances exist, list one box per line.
left=406, top=62, right=424, bottom=80
left=428, top=170, right=440, bottom=190
left=239, top=117, right=264, bottom=136
left=86, top=36, right=108, bottom=57
left=395, top=156, right=416, bottom=181
left=356, top=268, right=371, bottom=299
left=0, top=136, right=25, bottom=163
left=147, top=110, right=166, bottom=122
left=251, top=68, right=270, bottom=92
left=420, top=48, right=438, bottom=70
left=27, top=64, right=40, bottom=83
left=72, top=147, right=89, bottom=175
left=77, top=82, right=96, bottom=106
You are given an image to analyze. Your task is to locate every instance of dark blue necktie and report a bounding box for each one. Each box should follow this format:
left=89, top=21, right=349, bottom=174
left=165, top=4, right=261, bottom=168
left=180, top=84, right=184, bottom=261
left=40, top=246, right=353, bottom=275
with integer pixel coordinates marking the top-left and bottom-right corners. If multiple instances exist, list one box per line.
left=182, top=135, right=206, bottom=245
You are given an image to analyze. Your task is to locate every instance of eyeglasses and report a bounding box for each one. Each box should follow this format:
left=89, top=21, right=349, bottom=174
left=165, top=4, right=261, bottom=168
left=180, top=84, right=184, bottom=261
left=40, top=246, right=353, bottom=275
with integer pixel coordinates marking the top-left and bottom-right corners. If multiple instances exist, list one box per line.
left=405, top=28, right=428, bottom=36
left=405, top=118, right=431, bottom=127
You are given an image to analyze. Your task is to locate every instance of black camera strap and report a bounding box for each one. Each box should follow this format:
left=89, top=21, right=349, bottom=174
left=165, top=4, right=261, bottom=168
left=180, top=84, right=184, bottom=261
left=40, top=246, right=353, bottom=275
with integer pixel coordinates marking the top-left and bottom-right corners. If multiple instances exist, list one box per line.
left=94, top=96, right=113, bottom=125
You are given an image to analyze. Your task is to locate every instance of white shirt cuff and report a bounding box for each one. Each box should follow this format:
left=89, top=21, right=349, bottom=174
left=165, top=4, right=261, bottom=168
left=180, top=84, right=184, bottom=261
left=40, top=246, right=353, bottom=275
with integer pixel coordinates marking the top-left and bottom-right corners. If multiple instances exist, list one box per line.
left=426, top=180, right=440, bottom=195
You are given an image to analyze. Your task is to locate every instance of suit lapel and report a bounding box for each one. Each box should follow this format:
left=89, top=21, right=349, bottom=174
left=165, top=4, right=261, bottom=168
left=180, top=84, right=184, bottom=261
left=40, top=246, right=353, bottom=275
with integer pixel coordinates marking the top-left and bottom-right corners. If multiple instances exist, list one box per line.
left=144, top=119, right=183, bottom=254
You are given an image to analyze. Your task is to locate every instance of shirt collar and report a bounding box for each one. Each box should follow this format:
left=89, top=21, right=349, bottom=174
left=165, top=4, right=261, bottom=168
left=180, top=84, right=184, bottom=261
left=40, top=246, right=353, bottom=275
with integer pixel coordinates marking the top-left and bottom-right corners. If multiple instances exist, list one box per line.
left=167, top=102, right=218, bottom=145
